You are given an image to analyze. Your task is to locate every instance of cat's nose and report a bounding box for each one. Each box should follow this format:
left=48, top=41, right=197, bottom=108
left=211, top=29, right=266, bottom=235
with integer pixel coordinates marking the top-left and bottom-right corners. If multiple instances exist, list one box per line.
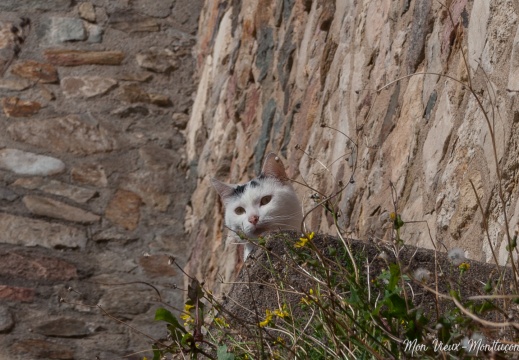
left=248, top=215, right=259, bottom=225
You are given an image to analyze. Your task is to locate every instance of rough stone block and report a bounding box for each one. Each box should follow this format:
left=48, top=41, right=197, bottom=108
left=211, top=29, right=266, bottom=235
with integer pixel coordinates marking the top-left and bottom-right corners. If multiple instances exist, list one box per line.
left=0, top=212, right=87, bottom=249
left=23, top=195, right=100, bottom=224
left=44, top=49, right=124, bottom=66
left=34, top=318, right=90, bottom=337
left=2, top=97, right=41, bottom=117
left=11, top=60, right=59, bottom=83
left=105, top=189, right=141, bottom=231
left=61, top=76, right=117, bottom=98
left=0, top=149, right=65, bottom=176
left=8, top=115, right=116, bottom=155
left=0, top=285, right=34, bottom=302
left=0, top=251, right=77, bottom=281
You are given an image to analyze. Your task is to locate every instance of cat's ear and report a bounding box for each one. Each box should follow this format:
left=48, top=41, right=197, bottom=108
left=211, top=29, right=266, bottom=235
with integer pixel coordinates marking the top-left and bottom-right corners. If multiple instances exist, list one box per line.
left=210, top=178, right=235, bottom=201
left=261, top=153, right=288, bottom=182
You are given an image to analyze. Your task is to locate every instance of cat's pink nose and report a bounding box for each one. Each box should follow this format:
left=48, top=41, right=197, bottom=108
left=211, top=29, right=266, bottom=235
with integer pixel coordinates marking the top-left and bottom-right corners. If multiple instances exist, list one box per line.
left=248, top=215, right=259, bottom=225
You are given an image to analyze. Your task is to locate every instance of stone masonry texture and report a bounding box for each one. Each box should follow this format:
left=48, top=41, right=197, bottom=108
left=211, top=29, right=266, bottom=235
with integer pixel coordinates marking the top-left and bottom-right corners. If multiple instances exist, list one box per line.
left=184, top=0, right=519, bottom=298
left=4, top=0, right=519, bottom=359
left=0, top=1, right=201, bottom=359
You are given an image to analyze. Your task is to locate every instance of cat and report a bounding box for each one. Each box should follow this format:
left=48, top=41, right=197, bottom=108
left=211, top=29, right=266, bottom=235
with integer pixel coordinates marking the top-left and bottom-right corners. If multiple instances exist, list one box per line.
left=211, top=153, right=303, bottom=259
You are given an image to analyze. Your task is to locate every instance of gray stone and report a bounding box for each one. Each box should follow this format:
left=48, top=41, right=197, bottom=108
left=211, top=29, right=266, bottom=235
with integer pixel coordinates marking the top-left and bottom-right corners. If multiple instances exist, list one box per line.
left=255, top=27, right=274, bottom=82
left=97, top=288, right=152, bottom=319
left=86, top=23, right=104, bottom=43
left=0, top=0, right=72, bottom=11
left=0, top=212, right=87, bottom=249
left=8, top=115, right=116, bottom=155
left=50, top=17, right=86, bottom=43
left=112, top=105, right=150, bottom=118
left=0, top=306, right=13, bottom=333
left=0, top=149, right=65, bottom=176
left=508, top=25, right=519, bottom=91
left=23, top=195, right=100, bottom=224
left=34, top=317, right=91, bottom=338
left=93, top=228, right=138, bottom=243
left=0, top=187, right=18, bottom=202
left=61, top=76, right=117, bottom=98
left=133, top=0, right=174, bottom=18
left=407, top=0, right=431, bottom=73
left=254, top=99, right=276, bottom=174
left=13, top=178, right=96, bottom=203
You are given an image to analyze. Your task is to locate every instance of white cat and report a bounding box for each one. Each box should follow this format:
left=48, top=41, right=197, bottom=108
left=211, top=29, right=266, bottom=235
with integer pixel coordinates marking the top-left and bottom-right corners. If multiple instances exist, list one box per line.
left=211, top=153, right=303, bottom=259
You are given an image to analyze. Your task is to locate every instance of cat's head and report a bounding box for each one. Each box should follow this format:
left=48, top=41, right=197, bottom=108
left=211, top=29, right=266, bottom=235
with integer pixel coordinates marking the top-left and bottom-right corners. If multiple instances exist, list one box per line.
left=211, top=153, right=303, bottom=239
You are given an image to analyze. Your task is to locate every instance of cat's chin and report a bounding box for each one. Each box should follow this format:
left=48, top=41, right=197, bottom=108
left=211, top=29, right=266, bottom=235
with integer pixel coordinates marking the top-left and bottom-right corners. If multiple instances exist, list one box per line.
left=243, top=226, right=268, bottom=239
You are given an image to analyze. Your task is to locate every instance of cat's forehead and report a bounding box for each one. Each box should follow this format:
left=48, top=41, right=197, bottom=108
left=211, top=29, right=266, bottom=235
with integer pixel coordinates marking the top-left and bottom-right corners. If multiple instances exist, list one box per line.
left=232, top=179, right=262, bottom=197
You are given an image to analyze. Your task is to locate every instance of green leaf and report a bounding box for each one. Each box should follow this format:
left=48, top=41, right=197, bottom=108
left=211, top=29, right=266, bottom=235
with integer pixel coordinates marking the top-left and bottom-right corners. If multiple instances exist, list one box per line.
left=181, top=332, right=194, bottom=347
left=152, top=344, right=162, bottom=360
left=388, top=264, right=401, bottom=292
left=155, top=307, right=186, bottom=333
left=167, top=324, right=184, bottom=343
left=386, top=293, right=407, bottom=317
left=217, top=345, right=235, bottom=360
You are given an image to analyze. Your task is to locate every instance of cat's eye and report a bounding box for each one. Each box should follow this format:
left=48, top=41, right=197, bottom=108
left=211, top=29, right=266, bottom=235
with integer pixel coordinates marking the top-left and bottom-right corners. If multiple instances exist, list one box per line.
left=260, top=195, right=272, bottom=206
left=235, top=207, right=245, bottom=215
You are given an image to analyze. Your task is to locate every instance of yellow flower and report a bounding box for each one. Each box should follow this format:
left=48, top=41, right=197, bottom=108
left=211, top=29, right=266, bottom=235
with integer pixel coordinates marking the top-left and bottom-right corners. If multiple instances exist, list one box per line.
left=259, top=309, right=273, bottom=327
left=275, top=336, right=285, bottom=345
left=295, top=232, right=315, bottom=248
left=214, top=317, right=229, bottom=328
left=273, top=304, right=289, bottom=318
left=181, top=303, right=195, bottom=324
left=300, top=289, right=314, bottom=305
left=459, top=262, right=470, bottom=272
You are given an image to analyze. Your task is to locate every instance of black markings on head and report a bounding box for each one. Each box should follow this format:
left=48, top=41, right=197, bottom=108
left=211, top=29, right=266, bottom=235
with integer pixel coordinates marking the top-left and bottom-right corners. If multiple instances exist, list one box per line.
left=233, top=179, right=260, bottom=197
left=233, top=184, right=247, bottom=196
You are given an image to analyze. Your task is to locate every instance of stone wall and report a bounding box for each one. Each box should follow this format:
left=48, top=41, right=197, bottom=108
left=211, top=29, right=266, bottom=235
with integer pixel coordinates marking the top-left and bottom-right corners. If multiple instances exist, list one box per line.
left=0, top=1, right=201, bottom=359
left=185, top=0, right=519, bottom=294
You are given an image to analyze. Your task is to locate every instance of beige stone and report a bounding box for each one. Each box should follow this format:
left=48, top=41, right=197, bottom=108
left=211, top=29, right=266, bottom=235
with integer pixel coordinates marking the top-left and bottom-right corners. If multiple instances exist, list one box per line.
left=78, top=2, right=96, bottom=22
left=119, top=84, right=171, bottom=106
left=136, top=48, right=178, bottom=73
left=8, top=115, right=115, bottom=155
left=23, top=195, right=100, bottom=224
left=105, top=189, right=141, bottom=231
left=0, top=212, right=87, bottom=248
left=61, top=76, right=117, bottom=98
left=0, top=78, right=32, bottom=91
left=40, top=180, right=97, bottom=203
left=71, top=163, right=108, bottom=187
left=44, top=49, right=124, bottom=66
